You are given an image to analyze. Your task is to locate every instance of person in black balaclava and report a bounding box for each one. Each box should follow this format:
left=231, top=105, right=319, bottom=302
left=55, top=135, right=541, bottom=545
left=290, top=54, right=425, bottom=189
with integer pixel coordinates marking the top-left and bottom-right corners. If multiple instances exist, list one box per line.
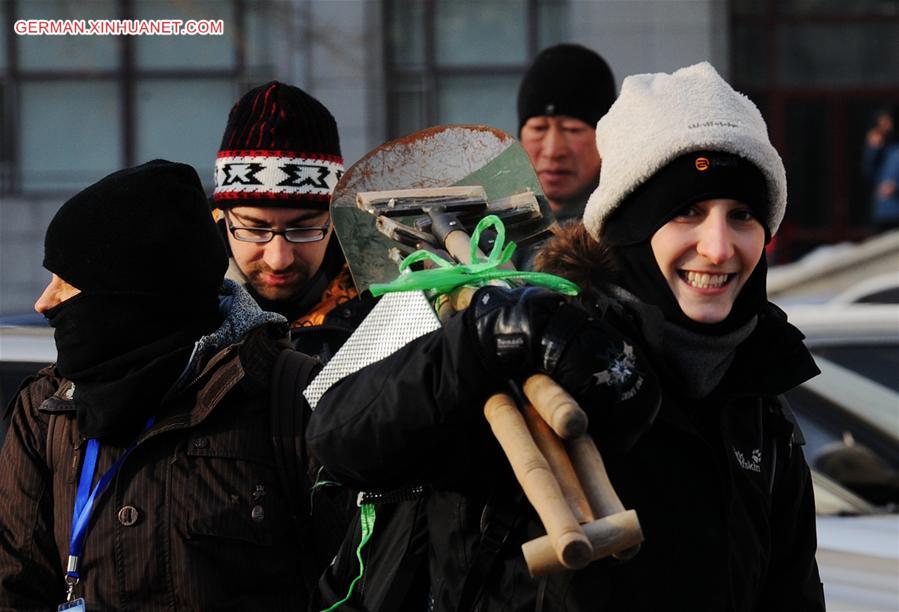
left=37, top=160, right=226, bottom=443
left=304, top=64, right=826, bottom=611
left=211, top=81, right=375, bottom=362
left=0, top=160, right=323, bottom=609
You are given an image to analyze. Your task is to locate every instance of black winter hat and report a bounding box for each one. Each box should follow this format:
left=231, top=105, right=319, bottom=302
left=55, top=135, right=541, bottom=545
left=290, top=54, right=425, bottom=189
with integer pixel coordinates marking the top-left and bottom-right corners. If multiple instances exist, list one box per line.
left=213, top=81, right=344, bottom=210
left=517, top=44, right=616, bottom=133
left=602, top=151, right=770, bottom=246
left=44, top=159, right=228, bottom=297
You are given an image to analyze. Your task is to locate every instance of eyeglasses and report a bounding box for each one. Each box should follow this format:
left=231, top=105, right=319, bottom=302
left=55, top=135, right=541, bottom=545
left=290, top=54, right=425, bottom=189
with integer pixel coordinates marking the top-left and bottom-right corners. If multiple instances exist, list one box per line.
left=223, top=211, right=331, bottom=244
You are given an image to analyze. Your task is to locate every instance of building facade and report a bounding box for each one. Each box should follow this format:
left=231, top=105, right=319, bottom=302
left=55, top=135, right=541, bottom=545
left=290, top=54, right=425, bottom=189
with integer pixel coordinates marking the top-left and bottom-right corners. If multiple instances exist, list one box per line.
left=1, top=0, right=897, bottom=313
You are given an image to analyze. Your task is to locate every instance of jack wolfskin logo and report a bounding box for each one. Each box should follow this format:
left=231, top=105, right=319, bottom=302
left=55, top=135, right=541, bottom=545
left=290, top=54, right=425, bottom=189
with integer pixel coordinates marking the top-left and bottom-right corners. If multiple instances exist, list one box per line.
left=687, top=120, right=740, bottom=130
left=734, top=447, right=761, bottom=472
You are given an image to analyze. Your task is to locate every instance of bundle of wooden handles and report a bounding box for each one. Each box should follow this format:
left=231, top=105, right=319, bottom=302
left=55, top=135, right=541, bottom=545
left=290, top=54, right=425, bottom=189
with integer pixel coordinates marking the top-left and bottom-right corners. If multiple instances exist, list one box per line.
left=447, top=287, right=643, bottom=576
left=484, top=377, right=643, bottom=575
left=430, top=216, right=643, bottom=575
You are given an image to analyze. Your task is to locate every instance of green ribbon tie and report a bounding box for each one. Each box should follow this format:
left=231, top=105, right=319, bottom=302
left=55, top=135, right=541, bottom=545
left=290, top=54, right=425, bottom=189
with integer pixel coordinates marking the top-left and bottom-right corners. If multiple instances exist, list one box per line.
left=369, top=214, right=580, bottom=297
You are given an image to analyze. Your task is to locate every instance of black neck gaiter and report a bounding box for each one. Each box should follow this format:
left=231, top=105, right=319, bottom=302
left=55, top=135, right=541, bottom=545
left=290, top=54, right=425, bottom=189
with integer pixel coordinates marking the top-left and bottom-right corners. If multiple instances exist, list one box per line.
left=44, top=291, right=220, bottom=444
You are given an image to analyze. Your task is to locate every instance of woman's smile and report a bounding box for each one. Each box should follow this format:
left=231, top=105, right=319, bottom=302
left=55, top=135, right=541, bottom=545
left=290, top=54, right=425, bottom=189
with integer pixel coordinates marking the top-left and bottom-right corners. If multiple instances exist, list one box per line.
left=651, top=199, right=765, bottom=324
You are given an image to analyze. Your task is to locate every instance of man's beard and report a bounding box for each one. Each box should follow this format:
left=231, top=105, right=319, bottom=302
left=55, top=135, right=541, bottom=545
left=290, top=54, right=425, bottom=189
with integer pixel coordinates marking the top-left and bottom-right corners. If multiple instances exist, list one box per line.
left=245, top=260, right=312, bottom=301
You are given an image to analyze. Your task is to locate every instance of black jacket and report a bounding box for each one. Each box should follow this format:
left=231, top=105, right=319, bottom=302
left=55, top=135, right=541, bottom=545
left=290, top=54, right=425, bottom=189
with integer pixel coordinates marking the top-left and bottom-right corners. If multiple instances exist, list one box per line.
left=307, top=292, right=824, bottom=611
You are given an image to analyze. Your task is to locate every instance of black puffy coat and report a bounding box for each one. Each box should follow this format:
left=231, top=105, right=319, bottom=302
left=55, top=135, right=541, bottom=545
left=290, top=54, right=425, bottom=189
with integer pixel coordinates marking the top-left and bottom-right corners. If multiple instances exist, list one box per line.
left=307, top=281, right=824, bottom=612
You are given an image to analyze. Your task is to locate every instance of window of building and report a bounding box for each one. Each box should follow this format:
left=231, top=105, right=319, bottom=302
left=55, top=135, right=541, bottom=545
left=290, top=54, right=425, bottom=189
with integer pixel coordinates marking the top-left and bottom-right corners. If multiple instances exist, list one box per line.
left=730, top=0, right=899, bottom=261
left=0, top=0, right=276, bottom=195
left=384, top=0, right=569, bottom=139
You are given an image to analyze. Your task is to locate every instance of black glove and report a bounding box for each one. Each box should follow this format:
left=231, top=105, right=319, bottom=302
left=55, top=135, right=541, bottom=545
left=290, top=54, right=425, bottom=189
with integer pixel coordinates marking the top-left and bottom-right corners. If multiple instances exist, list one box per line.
left=464, top=286, right=569, bottom=378
left=549, top=315, right=660, bottom=450
left=465, top=285, right=660, bottom=449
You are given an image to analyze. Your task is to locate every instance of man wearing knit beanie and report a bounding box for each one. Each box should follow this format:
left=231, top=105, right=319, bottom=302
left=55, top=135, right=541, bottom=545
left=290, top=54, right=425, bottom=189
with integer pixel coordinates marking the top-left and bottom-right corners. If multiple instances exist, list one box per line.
left=212, top=81, right=373, bottom=361
left=517, top=44, right=616, bottom=222
left=0, top=161, right=320, bottom=608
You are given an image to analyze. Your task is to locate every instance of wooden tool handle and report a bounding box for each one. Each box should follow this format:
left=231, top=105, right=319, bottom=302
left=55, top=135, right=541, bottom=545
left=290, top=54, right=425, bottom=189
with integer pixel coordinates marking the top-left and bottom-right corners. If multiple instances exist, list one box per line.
left=521, top=510, right=643, bottom=577
left=522, top=374, right=588, bottom=439
left=483, top=393, right=592, bottom=570
left=443, top=230, right=478, bottom=265
left=522, top=402, right=594, bottom=524
left=565, top=435, right=625, bottom=519
left=449, top=285, right=477, bottom=313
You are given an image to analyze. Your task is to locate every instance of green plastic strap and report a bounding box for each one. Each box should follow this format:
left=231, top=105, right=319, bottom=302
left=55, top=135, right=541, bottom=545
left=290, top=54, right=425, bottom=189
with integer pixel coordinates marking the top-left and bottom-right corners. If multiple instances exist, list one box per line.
left=320, top=503, right=377, bottom=612
left=369, top=215, right=580, bottom=297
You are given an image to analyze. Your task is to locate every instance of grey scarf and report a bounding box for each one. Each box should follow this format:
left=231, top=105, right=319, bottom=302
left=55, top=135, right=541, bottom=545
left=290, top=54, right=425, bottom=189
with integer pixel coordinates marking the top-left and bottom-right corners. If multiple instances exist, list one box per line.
left=661, top=317, right=757, bottom=399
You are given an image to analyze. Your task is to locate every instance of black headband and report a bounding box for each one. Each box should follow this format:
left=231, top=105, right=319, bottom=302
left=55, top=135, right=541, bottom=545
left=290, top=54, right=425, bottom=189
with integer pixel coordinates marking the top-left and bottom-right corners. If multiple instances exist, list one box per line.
left=602, top=151, right=770, bottom=246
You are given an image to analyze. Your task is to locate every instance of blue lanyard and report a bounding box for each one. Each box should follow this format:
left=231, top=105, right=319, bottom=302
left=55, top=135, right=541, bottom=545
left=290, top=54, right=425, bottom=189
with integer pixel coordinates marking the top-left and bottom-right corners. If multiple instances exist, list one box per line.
left=65, top=418, right=154, bottom=599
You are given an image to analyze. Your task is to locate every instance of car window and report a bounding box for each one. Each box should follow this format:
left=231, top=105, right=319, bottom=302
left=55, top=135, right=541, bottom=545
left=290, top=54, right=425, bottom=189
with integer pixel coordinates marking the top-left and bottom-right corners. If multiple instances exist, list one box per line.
left=854, top=287, right=899, bottom=304
left=788, top=386, right=899, bottom=508
left=811, top=470, right=878, bottom=516
left=812, top=345, right=899, bottom=393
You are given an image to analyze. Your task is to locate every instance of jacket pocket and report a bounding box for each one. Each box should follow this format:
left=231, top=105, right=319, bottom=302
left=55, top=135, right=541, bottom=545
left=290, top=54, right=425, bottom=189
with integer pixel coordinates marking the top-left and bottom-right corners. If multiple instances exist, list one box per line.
left=182, top=415, right=289, bottom=548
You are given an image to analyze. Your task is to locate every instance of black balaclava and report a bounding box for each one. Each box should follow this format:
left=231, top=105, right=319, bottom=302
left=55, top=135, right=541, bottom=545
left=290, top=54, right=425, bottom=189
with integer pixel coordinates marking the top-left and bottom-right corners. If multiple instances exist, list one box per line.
left=602, top=151, right=771, bottom=337
left=42, top=160, right=228, bottom=443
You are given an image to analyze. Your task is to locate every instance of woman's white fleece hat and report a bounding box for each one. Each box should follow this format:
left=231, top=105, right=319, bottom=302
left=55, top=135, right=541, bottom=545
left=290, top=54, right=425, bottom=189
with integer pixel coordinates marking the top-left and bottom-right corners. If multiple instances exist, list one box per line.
left=583, top=62, right=786, bottom=241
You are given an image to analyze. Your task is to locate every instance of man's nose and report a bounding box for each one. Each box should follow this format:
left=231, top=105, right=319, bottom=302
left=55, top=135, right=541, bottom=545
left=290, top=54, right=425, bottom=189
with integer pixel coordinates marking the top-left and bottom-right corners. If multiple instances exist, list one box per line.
left=541, top=124, right=568, bottom=159
left=34, top=282, right=58, bottom=314
left=262, top=235, right=295, bottom=271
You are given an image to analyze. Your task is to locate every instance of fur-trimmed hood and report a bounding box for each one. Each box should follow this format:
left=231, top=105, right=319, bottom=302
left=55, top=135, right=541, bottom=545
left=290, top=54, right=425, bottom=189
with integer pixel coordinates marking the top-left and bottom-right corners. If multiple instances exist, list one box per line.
left=534, top=221, right=619, bottom=294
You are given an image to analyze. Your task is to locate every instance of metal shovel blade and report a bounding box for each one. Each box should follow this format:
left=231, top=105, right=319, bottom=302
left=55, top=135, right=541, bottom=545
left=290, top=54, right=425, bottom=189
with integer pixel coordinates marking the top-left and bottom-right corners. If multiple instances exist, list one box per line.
left=330, top=125, right=551, bottom=294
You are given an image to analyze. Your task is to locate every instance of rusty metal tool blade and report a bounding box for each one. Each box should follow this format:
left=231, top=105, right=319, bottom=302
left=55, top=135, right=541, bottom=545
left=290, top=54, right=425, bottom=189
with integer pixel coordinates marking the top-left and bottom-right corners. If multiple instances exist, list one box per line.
left=330, top=125, right=552, bottom=294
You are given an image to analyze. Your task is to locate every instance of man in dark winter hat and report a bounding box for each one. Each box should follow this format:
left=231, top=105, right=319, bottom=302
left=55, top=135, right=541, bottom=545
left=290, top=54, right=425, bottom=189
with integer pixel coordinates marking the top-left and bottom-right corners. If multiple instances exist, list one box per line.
left=518, top=43, right=616, bottom=222
left=212, top=81, right=373, bottom=361
left=0, top=160, right=321, bottom=609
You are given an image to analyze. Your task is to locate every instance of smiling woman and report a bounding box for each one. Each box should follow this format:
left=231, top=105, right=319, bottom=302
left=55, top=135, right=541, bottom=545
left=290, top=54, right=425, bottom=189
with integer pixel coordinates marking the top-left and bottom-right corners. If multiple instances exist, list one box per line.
left=527, top=62, right=826, bottom=609
left=299, top=62, right=826, bottom=612
left=650, top=198, right=765, bottom=324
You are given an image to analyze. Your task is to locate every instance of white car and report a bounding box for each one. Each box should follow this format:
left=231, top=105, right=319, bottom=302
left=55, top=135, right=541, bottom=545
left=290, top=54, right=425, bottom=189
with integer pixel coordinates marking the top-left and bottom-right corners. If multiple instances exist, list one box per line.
left=784, top=302, right=899, bottom=612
